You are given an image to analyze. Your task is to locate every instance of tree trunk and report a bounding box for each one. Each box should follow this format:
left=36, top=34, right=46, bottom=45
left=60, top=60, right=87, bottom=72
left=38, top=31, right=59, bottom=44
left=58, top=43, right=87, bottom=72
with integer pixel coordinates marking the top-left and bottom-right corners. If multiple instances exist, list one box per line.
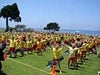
left=5, top=17, right=9, bottom=32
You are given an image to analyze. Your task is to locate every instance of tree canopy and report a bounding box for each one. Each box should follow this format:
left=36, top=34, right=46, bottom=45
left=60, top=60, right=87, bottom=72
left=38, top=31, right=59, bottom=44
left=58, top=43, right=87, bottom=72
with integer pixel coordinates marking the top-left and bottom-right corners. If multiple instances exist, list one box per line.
left=44, top=22, right=60, bottom=33
left=9, top=24, right=34, bottom=32
left=0, top=3, right=21, bottom=32
left=15, top=24, right=26, bottom=32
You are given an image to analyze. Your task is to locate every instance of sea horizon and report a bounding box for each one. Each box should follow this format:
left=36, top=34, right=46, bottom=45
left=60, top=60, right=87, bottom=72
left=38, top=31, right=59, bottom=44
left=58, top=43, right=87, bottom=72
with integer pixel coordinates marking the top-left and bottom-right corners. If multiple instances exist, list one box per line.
left=0, top=27, right=100, bottom=36
left=33, top=28, right=100, bottom=36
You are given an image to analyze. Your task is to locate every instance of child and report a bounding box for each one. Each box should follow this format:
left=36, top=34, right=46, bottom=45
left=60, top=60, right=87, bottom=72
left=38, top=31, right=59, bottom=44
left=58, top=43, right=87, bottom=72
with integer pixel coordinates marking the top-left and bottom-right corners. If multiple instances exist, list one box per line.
left=66, top=44, right=78, bottom=69
left=15, top=38, right=24, bottom=57
left=36, top=38, right=42, bottom=55
left=26, top=38, right=33, bottom=54
left=52, top=43, right=63, bottom=73
left=9, top=36, right=16, bottom=58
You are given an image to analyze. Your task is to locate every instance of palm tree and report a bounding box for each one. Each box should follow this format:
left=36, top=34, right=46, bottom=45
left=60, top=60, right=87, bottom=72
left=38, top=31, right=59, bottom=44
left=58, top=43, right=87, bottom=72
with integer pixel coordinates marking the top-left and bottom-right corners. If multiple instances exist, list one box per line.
left=0, top=3, right=21, bottom=32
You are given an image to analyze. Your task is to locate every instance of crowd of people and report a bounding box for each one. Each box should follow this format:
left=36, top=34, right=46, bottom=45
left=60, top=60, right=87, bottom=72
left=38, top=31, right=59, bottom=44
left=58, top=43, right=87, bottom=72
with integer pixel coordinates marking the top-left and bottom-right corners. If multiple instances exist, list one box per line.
left=0, top=31, right=100, bottom=73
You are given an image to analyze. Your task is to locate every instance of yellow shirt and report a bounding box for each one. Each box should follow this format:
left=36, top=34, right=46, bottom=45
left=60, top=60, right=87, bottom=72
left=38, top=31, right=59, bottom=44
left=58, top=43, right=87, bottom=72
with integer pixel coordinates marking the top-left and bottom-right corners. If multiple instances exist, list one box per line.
left=37, top=41, right=41, bottom=48
left=9, top=39, right=15, bottom=47
left=15, top=40, right=20, bottom=49
left=19, top=41, right=25, bottom=48
left=41, top=39, right=46, bottom=45
left=67, top=46, right=78, bottom=57
left=89, top=43, right=93, bottom=48
left=27, top=40, right=32, bottom=48
left=77, top=49, right=81, bottom=54
left=2, top=35, right=6, bottom=41
left=53, top=47, right=62, bottom=59
left=69, top=48, right=77, bottom=57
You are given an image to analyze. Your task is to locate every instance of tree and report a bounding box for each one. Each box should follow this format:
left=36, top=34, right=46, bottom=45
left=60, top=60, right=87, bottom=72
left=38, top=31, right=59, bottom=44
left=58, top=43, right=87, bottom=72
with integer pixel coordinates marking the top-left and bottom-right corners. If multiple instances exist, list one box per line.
left=44, top=22, right=60, bottom=33
left=9, top=27, right=15, bottom=32
left=0, top=3, right=21, bottom=32
left=25, top=28, right=34, bottom=32
left=15, top=24, right=26, bottom=32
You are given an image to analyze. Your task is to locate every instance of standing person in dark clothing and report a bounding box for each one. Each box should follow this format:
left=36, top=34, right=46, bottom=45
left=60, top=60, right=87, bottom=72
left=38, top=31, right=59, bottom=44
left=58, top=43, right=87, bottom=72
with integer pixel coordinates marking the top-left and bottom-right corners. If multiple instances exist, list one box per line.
left=0, top=38, right=6, bottom=71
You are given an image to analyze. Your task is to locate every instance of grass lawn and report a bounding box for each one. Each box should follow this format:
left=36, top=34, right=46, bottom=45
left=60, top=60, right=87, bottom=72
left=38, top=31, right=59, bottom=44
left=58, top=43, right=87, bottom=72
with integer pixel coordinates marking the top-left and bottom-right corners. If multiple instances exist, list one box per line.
left=1, top=47, right=100, bottom=75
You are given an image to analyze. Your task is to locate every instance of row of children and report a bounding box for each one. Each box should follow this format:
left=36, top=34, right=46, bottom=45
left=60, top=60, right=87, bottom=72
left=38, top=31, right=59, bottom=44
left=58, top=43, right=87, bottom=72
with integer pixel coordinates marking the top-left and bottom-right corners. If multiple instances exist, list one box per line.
left=0, top=32, right=50, bottom=57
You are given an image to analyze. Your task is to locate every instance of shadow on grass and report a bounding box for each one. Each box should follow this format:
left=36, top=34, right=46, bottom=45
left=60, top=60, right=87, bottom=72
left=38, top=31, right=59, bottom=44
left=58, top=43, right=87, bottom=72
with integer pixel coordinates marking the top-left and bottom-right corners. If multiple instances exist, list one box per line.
left=76, top=65, right=87, bottom=72
left=67, top=65, right=86, bottom=72
left=55, top=70, right=66, bottom=73
left=77, top=62, right=83, bottom=65
left=0, top=71, right=7, bottom=75
left=77, top=65, right=85, bottom=69
left=68, top=67, right=78, bottom=70
left=85, top=58, right=89, bottom=60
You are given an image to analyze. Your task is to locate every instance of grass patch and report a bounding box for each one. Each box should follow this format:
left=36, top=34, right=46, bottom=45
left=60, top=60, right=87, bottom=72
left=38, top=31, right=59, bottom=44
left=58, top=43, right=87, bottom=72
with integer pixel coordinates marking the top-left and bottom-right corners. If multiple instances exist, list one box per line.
left=1, top=48, right=100, bottom=75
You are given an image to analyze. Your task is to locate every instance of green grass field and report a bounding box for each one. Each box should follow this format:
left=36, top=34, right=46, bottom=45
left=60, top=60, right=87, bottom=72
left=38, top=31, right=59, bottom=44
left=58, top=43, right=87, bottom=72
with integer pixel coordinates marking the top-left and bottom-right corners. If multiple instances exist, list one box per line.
left=1, top=47, right=100, bottom=75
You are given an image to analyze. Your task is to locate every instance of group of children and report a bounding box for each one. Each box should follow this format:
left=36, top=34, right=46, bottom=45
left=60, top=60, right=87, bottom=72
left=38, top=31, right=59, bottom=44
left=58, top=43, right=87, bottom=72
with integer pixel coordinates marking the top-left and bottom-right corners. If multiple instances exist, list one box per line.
left=0, top=31, right=100, bottom=74
left=0, top=32, right=48, bottom=57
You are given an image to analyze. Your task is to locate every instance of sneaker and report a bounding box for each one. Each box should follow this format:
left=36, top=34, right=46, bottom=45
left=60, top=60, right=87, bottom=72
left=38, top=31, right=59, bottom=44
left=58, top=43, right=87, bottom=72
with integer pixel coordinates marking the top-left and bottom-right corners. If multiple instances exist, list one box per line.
left=60, top=70, right=62, bottom=74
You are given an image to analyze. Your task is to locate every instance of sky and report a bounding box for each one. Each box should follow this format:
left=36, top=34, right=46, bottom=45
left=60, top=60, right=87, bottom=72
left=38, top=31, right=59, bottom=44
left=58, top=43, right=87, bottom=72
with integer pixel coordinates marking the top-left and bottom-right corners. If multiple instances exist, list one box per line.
left=0, top=0, right=100, bottom=31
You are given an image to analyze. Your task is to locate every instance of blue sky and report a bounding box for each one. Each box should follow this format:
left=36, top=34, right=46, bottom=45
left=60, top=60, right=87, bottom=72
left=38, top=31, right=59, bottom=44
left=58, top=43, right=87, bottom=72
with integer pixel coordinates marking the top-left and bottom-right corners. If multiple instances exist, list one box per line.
left=0, top=0, right=100, bottom=31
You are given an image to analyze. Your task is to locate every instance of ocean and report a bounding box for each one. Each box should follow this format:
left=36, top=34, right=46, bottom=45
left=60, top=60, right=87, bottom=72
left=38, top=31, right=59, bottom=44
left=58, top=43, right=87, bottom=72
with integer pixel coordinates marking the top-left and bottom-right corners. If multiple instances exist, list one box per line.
left=34, top=28, right=100, bottom=36
left=59, top=29, right=100, bottom=36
